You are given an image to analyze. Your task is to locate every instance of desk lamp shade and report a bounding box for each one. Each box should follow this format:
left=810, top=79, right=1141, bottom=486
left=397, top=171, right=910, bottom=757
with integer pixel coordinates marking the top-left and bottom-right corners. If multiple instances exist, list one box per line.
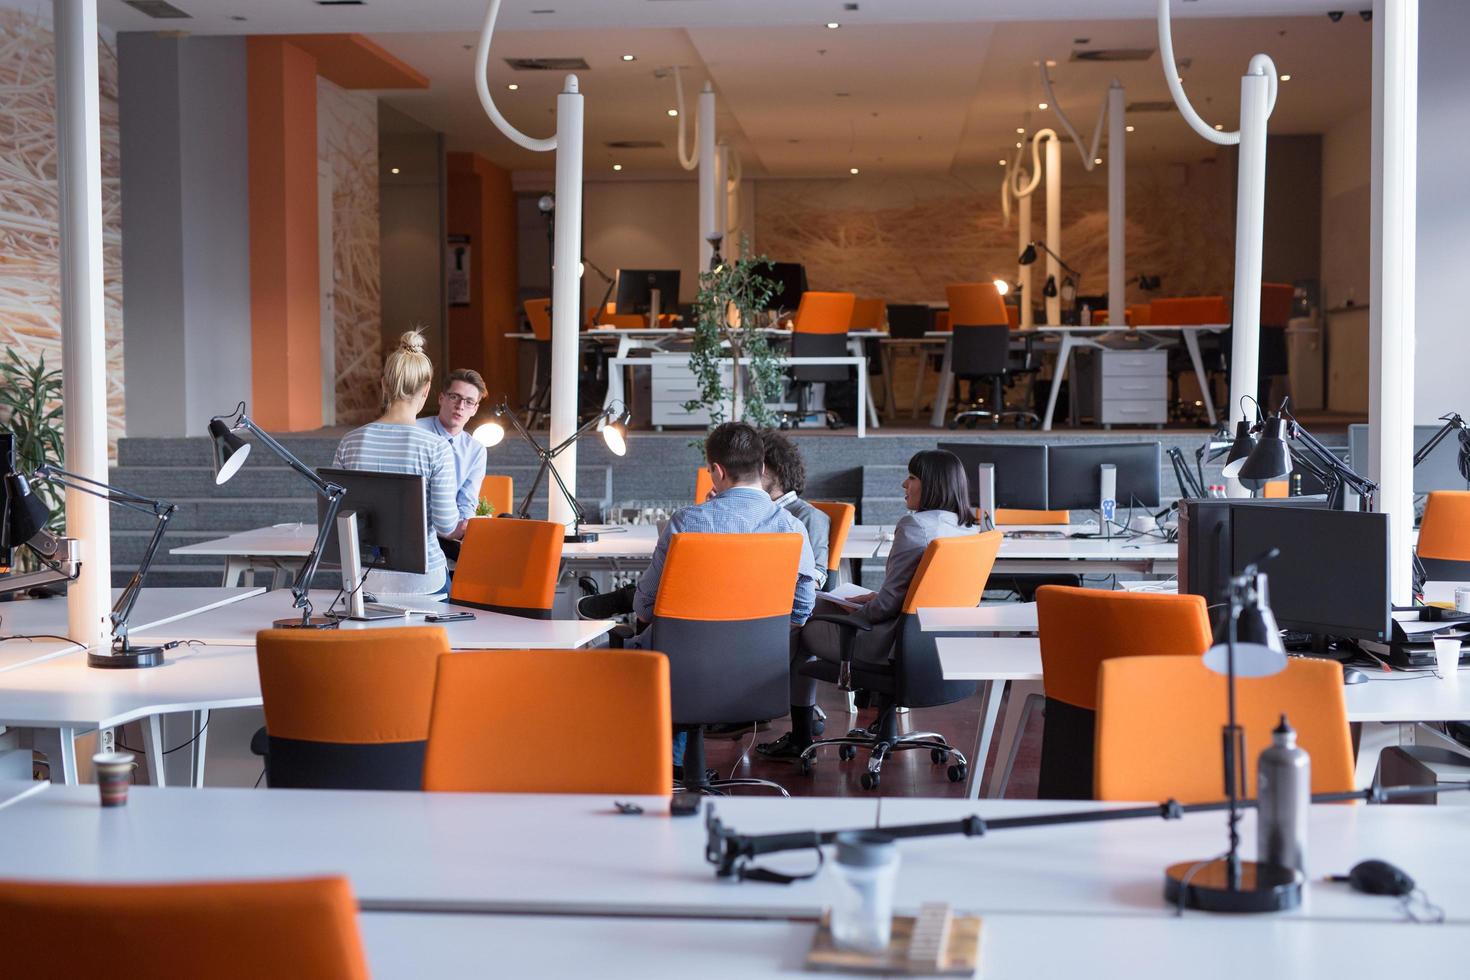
left=1018, top=243, right=1039, bottom=265
left=2, top=473, right=50, bottom=548
left=1203, top=573, right=1288, bottom=679
left=600, top=419, right=627, bottom=457
left=1224, top=417, right=1292, bottom=483
left=1042, top=276, right=1058, bottom=299
left=1224, top=420, right=1256, bottom=468
left=209, top=419, right=252, bottom=486
left=473, top=421, right=506, bottom=448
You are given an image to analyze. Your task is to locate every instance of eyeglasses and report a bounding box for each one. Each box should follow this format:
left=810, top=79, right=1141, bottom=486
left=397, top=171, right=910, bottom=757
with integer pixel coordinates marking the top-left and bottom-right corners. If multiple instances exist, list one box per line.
left=442, top=392, right=480, bottom=409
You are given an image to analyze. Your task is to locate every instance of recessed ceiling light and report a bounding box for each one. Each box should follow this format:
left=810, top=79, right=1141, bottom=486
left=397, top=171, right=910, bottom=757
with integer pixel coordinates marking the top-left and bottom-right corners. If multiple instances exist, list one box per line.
left=1214, top=123, right=1224, bottom=130
left=826, top=22, right=840, bottom=29
left=1125, top=124, right=1136, bottom=132
left=613, top=164, right=623, bottom=171
left=1015, top=141, right=1022, bottom=148
left=390, top=167, right=400, bottom=174
left=1094, top=157, right=1103, bottom=165
left=1016, top=127, right=1025, bottom=134
left=622, top=54, right=636, bottom=62
left=1279, top=73, right=1291, bottom=81
left=849, top=167, right=860, bottom=175
left=1038, top=102, right=1048, bottom=110
left=507, top=83, right=519, bottom=91
left=998, top=159, right=1007, bottom=165
left=667, top=108, right=678, bottom=117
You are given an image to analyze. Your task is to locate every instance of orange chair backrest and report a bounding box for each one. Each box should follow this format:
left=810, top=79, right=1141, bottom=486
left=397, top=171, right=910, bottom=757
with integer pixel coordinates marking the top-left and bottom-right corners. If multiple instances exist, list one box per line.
left=654, top=533, right=803, bottom=621
left=1126, top=304, right=1151, bottom=327
left=811, top=500, right=856, bottom=566
left=934, top=311, right=951, bottom=332
left=0, top=876, right=368, bottom=979
left=451, top=517, right=564, bottom=616
left=524, top=298, right=552, bottom=341
left=1262, top=480, right=1289, bottom=499
left=479, top=474, right=514, bottom=516
left=900, top=530, right=1002, bottom=614
left=1260, top=282, right=1294, bottom=328
left=793, top=291, right=856, bottom=334
left=423, top=650, right=671, bottom=795
left=694, top=466, right=714, bottom=503
left=256, top=627, right=448, bottom=743
left=850, top=298, right=886, bottom=331
left=1036, top=586, right=1211, bottom=711
left=1418, top=491, right=1470, bottom=561
left=1095, top=656, right=1354, bottom=802
left=1148, top=296, right=1229, bottom=326
left=993, top=508, right=1070, bottom=525
left=1005, top=305, right=1020, bottom=329
left=946, top=283, right=1008, bottom=327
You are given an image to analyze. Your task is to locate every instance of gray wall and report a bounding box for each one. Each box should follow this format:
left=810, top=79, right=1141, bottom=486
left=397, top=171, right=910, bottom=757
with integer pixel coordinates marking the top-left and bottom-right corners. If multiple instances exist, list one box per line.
left=119, top=34, right=251, bottom=437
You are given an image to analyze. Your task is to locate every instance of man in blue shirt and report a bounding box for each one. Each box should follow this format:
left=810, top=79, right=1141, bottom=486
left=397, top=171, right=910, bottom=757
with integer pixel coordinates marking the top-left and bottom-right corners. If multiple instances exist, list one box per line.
left=417, top=369, right=489, bottom=558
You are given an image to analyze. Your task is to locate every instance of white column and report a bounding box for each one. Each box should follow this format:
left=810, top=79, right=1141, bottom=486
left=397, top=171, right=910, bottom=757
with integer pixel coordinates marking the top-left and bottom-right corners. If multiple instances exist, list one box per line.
left=1227, top=71, right=1269, bottom=432
left=1044, top=136, right=1061, bottom=326
left=1107, top=82, right=1126, bottom=328
left=1018, top=190, right=1033, bottom=329
left=1369, top=0, right=1417, bottom=605
left=547, top=76, right=583, bottom=527
left=697, top=83, right=717, bottom=270
left=715, top=143, right=728, bottom=253
left=54, top=0, right=111, bottom=650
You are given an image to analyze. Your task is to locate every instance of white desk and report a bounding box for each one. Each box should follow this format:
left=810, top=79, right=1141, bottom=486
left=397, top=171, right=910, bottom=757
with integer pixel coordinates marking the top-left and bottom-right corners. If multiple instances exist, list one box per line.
left=169, top=524, right=319, bottom=587
left=3, top=786, right=1465, bottom=927
left=0, top=638, right=85, bottom=674
left=919, top=602, right=1038, bottom=634
left=0, top=587, right=264, bottom=637
left=871, top=525, right=1178, bottom=576
left=0, top=779, right=46, bottom=812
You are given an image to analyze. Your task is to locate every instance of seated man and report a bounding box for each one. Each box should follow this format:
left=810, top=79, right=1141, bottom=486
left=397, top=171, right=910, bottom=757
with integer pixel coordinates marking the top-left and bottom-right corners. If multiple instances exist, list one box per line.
left=416, top=369, right=489, bottom=560
left=761, top=429, right=831, bottom=588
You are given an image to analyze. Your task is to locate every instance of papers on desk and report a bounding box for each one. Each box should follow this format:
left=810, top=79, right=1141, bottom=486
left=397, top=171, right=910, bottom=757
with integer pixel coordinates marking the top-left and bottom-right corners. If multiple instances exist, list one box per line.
left=817, top=583, right=876, bottom=611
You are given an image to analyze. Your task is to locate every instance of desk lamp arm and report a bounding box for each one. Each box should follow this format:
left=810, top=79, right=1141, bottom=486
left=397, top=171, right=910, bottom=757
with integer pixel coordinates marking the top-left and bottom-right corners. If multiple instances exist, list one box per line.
left=1413, top=413, right=1466, bottom=468
left=290, top=482, right=345, bottom=625
left=1286, top=414, right=1378, bottom=509
left=1026, top=240, right=1081, bottom=279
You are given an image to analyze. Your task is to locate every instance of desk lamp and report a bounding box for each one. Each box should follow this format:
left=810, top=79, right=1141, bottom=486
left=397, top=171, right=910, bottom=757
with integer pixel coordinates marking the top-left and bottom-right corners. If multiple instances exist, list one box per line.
left=474, top=400, right=630, bottom=543
left=1224, top=402, right=1377, bottom=510
left=1019, top=241, right=1079, bottom=319
left=582, top=257, right=616, bottom=330
left=2, top=466, right=176, bottom=668
left=1414, top=413, right=1470, bottom=482
left=208, top=403, right=344, bottom=628
left=1165, top=550, right=1301, bottom=912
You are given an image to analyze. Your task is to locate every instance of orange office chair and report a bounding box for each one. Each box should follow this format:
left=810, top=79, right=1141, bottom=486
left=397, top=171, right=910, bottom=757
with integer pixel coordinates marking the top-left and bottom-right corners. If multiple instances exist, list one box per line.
left=0, top=876, right=368, bottom=980
left=811, top=500, right=855, bottom=589
left=798, top=532, right=1003, bottom=790
left=849, top=298, right=887, bottom=331
left=1095, top=656, right=1354, bottom=802
left=945, top=283, right=1037, bottom=429
left=523, top=298, right=553, bottom=427
left=694, top=466, right=714, bottom=504
left=994, top=508, right=1070, bottom=525
left=479, top=474, right=514, bottom=517
left=783, top=291, right=857, bottom=429
left=1035, top=586, right=1212, bottom=799
left=451, top=517, right=563, bottom=618
left=985, top=510, right=1080, bottom=601
left=1417, top=490, right=1470, bottom=581
left=644, top=532, right=805, bottom=796
left=1125, top=304, right=1152, bottom=327
left=422, top=649, right=671, bottom=795
left=256, top=627, right=449, bottom=790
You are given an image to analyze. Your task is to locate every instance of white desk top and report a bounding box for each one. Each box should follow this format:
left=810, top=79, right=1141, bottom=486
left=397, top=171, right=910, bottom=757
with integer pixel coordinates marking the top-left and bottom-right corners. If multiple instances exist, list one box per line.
left=0, top=638, right=85, bottom=674
left=1424, top=581, right=1470, bottom=605
left=2, top=787, right=1463, bottom=926
left=937, top=635, right=1042, bottom=681
left=872, top=526, right=1177, bottom=563
left=919, top=602, right=1038, bottom=634
left=0, top=779, right=46, bottom=812
left=170, top=524, right=318, bottom=558
left=0, top=588, right=264, bottom=639
left=128, top=590, right=613, bottom=650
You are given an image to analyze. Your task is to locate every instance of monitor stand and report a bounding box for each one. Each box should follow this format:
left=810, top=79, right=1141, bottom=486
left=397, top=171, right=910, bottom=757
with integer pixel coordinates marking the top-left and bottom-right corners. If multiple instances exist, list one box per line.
left=647, top=287, right=661, bottom=330
left=335, top=511, right=399, bottom=621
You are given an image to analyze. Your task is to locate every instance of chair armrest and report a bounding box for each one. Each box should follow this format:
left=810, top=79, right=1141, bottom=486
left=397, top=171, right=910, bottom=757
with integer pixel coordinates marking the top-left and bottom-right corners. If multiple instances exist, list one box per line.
left=608, top=623, right=637, bottom=649
left=807, top=612, right=873, bottom=633
left=806, top=612, right=871, bottom=691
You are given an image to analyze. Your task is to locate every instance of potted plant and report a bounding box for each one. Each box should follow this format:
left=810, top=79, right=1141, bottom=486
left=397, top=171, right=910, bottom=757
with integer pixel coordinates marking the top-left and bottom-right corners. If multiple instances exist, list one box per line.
left=683, top=246, right=785, bottom=429
left=0, top=350, right=64, bottom=573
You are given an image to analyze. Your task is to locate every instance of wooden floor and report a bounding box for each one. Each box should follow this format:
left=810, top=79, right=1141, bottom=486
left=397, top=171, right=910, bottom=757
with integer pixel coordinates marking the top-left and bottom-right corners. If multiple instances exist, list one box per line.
left=702, top=683, right=1045, bottom=800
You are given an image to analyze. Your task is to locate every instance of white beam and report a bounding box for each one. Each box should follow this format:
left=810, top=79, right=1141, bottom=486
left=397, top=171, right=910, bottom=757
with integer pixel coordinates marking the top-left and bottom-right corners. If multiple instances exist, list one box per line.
left=548, top=77, right=583, bottom=527
left=697, top=83, right=717, bottom=270
left=1226, top=70, right=1268, bottom=434
left=1044, top=137, right=1061, bottom=327
left=1107, top=82, right=1126, bottom=329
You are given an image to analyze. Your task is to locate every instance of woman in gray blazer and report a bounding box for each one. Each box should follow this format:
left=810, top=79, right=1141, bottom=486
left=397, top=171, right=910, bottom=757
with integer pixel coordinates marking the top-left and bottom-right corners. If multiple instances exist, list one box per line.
left=758, top=449, right=977, bottom=759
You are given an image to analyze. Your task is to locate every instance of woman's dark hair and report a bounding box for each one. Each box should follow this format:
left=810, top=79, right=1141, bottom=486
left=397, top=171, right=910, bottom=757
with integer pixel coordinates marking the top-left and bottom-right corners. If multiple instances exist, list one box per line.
left=760, top=429, right=806, bottom=496
left=907, top=450, right=975, bottom=525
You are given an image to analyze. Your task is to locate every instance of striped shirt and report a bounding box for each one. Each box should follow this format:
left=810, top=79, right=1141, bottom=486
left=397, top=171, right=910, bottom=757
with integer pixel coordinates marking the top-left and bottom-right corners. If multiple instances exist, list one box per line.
left=333, top=422, right=459, bottom=595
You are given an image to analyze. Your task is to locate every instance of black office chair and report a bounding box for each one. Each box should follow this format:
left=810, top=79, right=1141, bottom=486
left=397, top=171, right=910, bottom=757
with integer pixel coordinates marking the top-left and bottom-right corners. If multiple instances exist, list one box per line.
left=949, top=324, right=1039, bottom=429
left=781, top=330, right=850, bottom=429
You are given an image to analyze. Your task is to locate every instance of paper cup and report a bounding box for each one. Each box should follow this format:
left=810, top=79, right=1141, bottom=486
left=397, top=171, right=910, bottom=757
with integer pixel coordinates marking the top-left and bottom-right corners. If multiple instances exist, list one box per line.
left=92, top=751, right=136, bottom=807
left=1433, top=638, right=1461, bottom=682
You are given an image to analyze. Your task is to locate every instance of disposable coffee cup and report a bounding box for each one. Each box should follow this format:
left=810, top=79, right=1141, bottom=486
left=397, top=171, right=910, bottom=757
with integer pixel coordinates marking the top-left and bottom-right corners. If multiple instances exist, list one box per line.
left=1433, top=637, right=1461, bottom=682
left=92, top=751, right=136, bottom=807
left=1455, top=587, right=1470, bottom=615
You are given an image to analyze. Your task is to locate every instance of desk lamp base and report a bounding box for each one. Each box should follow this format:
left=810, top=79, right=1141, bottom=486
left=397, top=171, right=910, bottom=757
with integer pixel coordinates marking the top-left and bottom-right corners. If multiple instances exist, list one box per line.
left=88, top=645, right=166, bottom=670
left=1164, top=859, right=1302, bottom=913
left=272, top=615, right=339, bottom=630
left=565, top=531, right=599, bottom=544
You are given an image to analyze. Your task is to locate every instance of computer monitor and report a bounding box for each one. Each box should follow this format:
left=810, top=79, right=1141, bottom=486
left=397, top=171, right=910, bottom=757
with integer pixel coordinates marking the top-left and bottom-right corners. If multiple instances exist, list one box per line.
left=0, top=432, right=12, bottom=570
left=1046, top=442, right=1162, bottom=511
left=316, top=468, right=427, bottom=575
left=1178, top=496, right=1328, bottom=606
left=1348, top=423, right=1470, bottom=495
left=937, top=442, right=1047, bottom=510
left=886, top=304, right=933, bottom=339
left=614, top=269, right=681, bottom=315
left=759, top=261, right=808, bottom=312
left=1230, top=504, right=1391, bottom=642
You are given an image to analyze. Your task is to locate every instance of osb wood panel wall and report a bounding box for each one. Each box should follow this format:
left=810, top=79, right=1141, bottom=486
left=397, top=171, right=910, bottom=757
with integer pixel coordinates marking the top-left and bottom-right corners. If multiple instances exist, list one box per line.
left=0, top=7, right=124, bottom=455
left=317, top=76, right=380, bottom=426
left=752, top=160, right=1234, bottom=307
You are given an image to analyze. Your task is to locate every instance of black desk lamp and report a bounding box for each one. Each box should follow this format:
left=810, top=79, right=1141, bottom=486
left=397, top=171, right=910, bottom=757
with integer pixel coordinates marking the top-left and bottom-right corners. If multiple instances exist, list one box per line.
left=1165, top=551, right=1302, bottom=912
left=473, top=399, right=630, bottom=543
left=1414, top=412, right=1470, bottom=482
left=1224, top=402, right=1378, bottom=510
left=583, top=257, right=616, bottom=330
left=208, top=403, right=344, bottom=628
left=1019, top=241, right=1079, bottom=320
left=2, top=466, right=176, bottom=668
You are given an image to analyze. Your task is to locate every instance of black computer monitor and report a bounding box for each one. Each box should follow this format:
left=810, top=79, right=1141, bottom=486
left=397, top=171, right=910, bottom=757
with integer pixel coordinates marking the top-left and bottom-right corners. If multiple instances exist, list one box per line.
left=0, top=432, right=12, bottom=570
left=1046, top=442, right=1162, bottom=510
left=937, top=442, right=1048, bottom=509
left=316, top=468, right=428, bottom=575
left=614, top=269, right=681, bottom=315
left=886, top=304, right=933, bottom=339
left=759, top=261, right=808, bottom=312
left=1230, top=505, right=1391, bottom=642
left=1179, top=496, right=1328, bottom=606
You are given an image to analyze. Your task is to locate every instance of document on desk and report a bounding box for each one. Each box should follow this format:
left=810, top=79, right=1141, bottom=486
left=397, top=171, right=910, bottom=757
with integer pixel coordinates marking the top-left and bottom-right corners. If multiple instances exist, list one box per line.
left=817, top=583, right=876, bottom=611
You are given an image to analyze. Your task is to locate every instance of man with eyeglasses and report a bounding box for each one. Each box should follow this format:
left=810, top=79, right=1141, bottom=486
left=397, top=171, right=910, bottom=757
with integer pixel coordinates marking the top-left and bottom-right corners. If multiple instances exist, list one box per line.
left=417, top=368, right=490, bottom=559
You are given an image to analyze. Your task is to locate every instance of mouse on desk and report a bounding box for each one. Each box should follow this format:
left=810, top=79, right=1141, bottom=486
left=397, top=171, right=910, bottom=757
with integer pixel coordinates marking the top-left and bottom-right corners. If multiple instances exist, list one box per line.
left=1342, top=665, right=1370, bottom=685
left=1345, top=859, right=1415, bottom=896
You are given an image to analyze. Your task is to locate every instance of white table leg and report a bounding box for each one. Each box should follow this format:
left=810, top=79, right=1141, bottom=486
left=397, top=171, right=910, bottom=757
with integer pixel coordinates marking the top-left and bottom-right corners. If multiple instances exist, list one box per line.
left=987, top=681, right=1043, bottom=799
left=1182, top=329, right=1218, bottom=426
left=1041, top=333, right=1075, bottom=431
left=910, top=346, right=927, bottom=420
left=143, top=715, right=167, bottom=788
left=928, top=337, right=954, bottom=428
left=604, top=357, right=627, bottom=414
left=32, top=728, right=78, bottom=785
left=967, top=680, right=1008, bottom=800
left=848, top=338, right=880, bottom=430
left=856, top=363, right=868, bottom=438
left=880, top=345, right=897, bottom=419
left=190, top=709, right=210, bottom=788
left=223, top=557, right=248, bottom=588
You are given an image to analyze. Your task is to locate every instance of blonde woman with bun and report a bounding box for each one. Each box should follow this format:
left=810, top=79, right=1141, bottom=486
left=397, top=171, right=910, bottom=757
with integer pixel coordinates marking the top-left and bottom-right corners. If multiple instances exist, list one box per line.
left=332, top=330, right=461, bottom=595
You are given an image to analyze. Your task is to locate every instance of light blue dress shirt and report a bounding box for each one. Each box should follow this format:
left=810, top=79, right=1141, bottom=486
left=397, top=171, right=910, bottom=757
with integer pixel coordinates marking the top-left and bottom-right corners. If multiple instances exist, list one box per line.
left=416, top=415, right=488, bottom=521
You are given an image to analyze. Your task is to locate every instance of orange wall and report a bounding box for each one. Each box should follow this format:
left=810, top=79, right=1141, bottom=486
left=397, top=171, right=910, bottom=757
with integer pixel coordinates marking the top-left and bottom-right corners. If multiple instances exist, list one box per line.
left=447, top=152, right=519, bottom=405
left=247, top=38, right=322, bottom=431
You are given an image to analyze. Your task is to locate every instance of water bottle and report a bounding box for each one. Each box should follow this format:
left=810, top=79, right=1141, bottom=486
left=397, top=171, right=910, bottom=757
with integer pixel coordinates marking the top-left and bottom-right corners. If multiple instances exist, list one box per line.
left=1080, top=303, right=1092, bottom=326
left=1257, top=714, right=1310, bottom=874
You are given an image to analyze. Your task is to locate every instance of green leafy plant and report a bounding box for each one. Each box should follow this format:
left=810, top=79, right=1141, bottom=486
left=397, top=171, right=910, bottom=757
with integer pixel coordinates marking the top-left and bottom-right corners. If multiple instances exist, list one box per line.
left=475, top=496, right=493, bottom=517
left=0, top=351, right=65, bottom=569
left=683, top=246, right=785, bottom=432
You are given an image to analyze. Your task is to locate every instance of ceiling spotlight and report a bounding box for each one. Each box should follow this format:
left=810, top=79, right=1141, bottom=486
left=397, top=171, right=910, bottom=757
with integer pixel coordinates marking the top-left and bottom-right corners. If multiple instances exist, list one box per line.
left=612, top=164, right=623, bottom=171
left=390, top=167, right=400, bottom=175
left=1094, top=157, right=1103, bottom=165
left=1214, top=123, right=1224, bottom=131
left=1015, top=142, right=1022, bottom=148
left=1279, top=73, right=1291, bottom=81
left=826, top=22, right=840, bottom=29
left=667, top=108, right=679, bottom=117
left=998, top=159, right=1007, bottom=166
left=1125, top=124, right=1136, bottom=132
left=507, top=83, right=519, bottom=91
left=849, top=167, right=860, bottom=175
left=1016, top=127, right=1025, bottom=134
left=1038, top=102, right=1048, bottom=110
left=621, top=54, right=636, bottom=62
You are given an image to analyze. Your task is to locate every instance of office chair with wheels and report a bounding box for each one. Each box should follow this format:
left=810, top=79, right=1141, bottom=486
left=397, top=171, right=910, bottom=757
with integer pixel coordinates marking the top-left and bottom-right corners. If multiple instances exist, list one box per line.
left=478, top=474, right=514, bottom=517
left=255, top=627, right=448, bottom=790
left=945, top=283, right=1038, bottom=429
left=796, top=531, right=1003, bottom=791
left=1152, top=296, right=1229, bottom=423
left=780, top=291, right=856, bottom=429
left=451, top=517, right=563, bottom=617
left=422, top=649, right=671, bottom=795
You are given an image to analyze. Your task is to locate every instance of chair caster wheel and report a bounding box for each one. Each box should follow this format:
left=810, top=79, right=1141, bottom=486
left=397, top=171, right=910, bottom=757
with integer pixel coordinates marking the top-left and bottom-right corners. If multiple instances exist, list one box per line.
left=947, top=764, right=967, bottom=783
left=946, top=420, right=958, bottom=430
left=860, top=771, right=880, bottom=791
left=930, top=748, right=949, bottom=764
left=811, top=718, right=826, bottom=737
left=800, top=756, right=814, bottom=776
left=838, top=745, right=857, bottom=762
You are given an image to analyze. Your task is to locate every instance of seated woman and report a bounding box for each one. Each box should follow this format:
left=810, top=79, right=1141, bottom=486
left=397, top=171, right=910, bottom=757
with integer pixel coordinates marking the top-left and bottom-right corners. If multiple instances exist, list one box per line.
left=333, top=330, right=461, bottom=596
left=757, top=449, right=977, bottom=760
